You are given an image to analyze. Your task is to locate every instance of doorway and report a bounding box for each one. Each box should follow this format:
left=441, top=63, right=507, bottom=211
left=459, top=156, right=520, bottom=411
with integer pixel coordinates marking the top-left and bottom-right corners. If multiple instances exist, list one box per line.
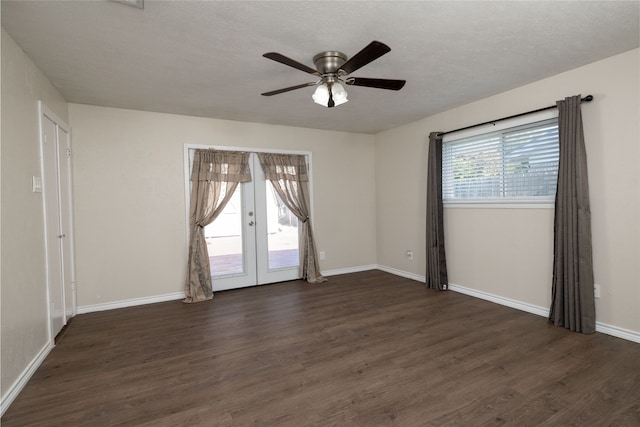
left=186, top=149, right=305, bottom=291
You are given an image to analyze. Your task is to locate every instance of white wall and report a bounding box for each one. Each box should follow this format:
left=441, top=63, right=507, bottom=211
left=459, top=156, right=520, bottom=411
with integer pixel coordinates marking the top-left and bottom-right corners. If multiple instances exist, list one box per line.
left=1, top=29, right=69, bottom=401
left=68, top=104, right=377, bottom=308
left=375, top=49, right=640, bottom=335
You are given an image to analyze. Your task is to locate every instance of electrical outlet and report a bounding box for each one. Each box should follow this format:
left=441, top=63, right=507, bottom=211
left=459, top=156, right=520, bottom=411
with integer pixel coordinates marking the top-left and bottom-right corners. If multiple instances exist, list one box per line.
left=594, top=284, right=601, bottom=299
left=32, top=176, right=42, bottom=193
left=406, top=250, right=414, bottom=260
left=319, top=251, right=325, bottom=260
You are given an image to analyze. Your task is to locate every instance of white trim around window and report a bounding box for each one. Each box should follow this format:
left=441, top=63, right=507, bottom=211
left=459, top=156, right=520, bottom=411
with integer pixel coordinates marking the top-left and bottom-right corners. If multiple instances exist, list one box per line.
left=442, top=110, right=559, bottom=209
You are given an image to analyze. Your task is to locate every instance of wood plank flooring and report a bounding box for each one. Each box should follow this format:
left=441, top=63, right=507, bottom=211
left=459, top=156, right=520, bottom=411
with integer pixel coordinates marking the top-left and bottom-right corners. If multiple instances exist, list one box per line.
left=3, top=270, right=640, bottom=426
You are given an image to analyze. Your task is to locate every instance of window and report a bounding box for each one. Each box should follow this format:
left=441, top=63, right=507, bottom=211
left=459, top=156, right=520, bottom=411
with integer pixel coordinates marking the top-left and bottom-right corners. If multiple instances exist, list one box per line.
left=442, top=118, right=559, bottom=205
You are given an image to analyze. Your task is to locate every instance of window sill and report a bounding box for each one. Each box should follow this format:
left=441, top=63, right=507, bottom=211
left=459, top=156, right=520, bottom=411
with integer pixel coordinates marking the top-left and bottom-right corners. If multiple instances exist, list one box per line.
left=444, top=199, right=554, bottom=209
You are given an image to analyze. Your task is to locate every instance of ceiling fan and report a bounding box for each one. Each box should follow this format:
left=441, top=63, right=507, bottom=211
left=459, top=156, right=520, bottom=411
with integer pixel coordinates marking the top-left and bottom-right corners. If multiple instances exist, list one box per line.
left=261, top=41, right=406, bottom=108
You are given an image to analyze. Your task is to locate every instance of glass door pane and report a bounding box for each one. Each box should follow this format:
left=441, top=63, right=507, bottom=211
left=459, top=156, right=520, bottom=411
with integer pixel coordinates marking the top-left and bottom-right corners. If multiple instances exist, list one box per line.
left=205, top=185, right=244, bottom=277
left=253, top=154, right=301, bottom=285
left=266, top=181, right=299, bottom=270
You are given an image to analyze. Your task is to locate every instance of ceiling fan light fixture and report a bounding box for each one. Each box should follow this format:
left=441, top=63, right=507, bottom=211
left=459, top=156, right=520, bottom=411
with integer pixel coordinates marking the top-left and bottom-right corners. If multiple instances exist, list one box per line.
left=312, top=83, right=330, bottom=106
left=263, top=41, right=403, bottom=107
left=331, top=82, right=348, bottom=106
left=312, top=82, right=348, bottom=107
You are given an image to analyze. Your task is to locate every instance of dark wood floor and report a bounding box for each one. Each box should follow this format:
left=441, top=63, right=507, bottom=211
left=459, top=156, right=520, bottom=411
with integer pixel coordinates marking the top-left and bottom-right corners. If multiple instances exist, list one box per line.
left=3, top=270, right=639, bottom=426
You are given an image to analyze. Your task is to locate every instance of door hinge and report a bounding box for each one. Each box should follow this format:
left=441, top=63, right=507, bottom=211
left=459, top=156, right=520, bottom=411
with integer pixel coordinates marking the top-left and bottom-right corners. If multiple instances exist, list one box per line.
left=66, top=148, right=72, bottom=158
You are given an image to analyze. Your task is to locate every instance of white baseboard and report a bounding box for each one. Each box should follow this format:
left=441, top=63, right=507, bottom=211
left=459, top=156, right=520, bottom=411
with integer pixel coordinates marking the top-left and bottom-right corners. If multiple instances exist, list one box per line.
left=1, top=341, right=53, bottom=417
left=373, top=266, right=640, bottom=344
left=376, top=265, right=426, bottom=283
left=447, top=282, right=640, bottom=343
left=76, top=270, right=384, bottom=313
left=78, top=269, right=640, bottom=344
left=595, top=322, right=640, bottom=344
left=77, top=292, right=185, bottom=314
left=322, top=264, right=378, bottom=277
left=77, top=267, right=380, bottom=314
left=447, top=282, right=549, bottom=317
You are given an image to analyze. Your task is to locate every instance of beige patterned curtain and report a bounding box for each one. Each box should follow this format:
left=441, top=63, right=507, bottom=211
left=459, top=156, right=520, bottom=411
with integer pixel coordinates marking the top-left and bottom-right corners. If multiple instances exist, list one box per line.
left=257, top=153, right=327, bottom=283
left=549, top=95, right=596, bottom=333
left=184, top=150, right=251, bottom=303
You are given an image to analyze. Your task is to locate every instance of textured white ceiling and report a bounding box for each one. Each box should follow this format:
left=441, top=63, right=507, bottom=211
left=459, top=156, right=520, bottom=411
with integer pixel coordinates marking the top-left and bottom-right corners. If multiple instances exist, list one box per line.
left=2, top=1, right=639, bottom=134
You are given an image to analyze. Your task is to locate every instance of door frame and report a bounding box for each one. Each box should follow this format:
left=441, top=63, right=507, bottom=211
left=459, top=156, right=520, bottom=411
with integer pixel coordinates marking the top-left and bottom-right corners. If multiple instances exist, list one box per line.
left=38, top=101, right=77, bottom=342
left=182, top=144, right=315, bottom=290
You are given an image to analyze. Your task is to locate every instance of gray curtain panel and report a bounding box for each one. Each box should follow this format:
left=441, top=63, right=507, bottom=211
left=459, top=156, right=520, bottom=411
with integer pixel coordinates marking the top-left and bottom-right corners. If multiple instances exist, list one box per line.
left=257, top=153, right=327, bottom=284
left=549, top=95, right=596, bottom=333
left=184, top=150, right=252, bottom=303
left=426, top=131, right=448, bottom=290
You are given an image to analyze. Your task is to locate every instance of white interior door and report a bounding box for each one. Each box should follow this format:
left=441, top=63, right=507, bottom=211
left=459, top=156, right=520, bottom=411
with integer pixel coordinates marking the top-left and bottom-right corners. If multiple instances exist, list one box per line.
left=192, top=151, right=301, bottom=291
left=41, top=114, right=65, bottom=336
left=57, top=125, right=76, bottom=320
left=40, top=102, right=76, bottom=339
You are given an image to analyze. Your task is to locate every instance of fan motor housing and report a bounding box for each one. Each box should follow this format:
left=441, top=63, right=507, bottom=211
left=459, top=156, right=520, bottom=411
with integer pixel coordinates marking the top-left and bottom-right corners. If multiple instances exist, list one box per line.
left=313, top=51, right=347, bottom=74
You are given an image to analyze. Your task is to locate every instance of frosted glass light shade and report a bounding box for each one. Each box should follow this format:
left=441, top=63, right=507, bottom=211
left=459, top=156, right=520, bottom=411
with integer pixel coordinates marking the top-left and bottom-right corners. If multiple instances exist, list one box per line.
left=312, top=82, right=349, bottom=107
left=331, top=83, right=348, bottom=106
left=312, top=84, right=330, bottom=106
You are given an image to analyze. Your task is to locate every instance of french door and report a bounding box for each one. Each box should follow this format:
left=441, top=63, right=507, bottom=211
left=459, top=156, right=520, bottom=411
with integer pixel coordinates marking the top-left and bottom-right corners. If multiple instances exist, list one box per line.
left=196, top=152, right=301, bottom=291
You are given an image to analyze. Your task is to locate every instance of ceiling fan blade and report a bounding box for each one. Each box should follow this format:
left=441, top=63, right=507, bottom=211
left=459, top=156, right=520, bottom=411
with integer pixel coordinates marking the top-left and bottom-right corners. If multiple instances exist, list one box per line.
left=346, top=77, right=406, bottom=91
left=261, top=82, right=317, bottom=96
left=340, top=41, right=391, bottom=75
left=263, top=52, right=320, bottom=75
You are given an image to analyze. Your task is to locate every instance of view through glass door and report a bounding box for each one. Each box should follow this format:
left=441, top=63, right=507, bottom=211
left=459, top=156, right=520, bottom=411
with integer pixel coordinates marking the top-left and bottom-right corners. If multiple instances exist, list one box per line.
left=204, top=152, right=301, bottom=291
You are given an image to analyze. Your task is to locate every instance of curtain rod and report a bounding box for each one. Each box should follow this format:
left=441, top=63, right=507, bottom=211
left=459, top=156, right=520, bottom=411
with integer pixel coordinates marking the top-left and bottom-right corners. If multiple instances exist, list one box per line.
left=437, top=95, right=593, bottom=137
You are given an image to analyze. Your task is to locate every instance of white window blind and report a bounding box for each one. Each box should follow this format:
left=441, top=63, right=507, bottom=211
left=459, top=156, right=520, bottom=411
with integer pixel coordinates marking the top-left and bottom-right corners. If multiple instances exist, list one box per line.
left=442, top=118, right=559, bottom=203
